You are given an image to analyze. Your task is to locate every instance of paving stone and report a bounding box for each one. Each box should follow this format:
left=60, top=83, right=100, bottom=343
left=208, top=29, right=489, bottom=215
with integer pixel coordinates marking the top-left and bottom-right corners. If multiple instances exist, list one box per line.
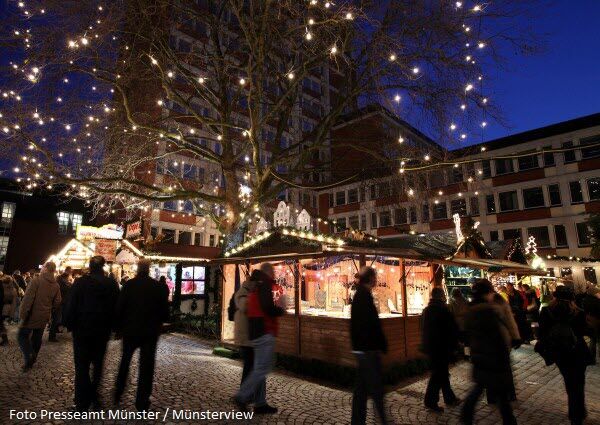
left=0, top=324, right=598, bottom=424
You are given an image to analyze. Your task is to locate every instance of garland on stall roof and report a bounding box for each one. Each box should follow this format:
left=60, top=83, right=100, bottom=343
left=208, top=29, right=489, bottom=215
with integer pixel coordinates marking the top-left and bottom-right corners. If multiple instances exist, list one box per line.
left=545, top=255, right=600, bottom=263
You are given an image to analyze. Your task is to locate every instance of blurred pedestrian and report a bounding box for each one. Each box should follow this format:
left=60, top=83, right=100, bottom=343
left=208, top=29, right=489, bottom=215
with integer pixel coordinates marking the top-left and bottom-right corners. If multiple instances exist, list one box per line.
left=448, top=288, right=469, bottom=335
left=63, top=257, right=119, bottom=411
left=461, top=279, right=516, bottom=425
left=1, top=275, right=19, bottom=345
left=422, top=287, right=460, bottom=412
left=537, top=286, right=592, bottom=425
left=349, top=266, right=388, bottom=425
left=234, top=270, right=261, bottom=385
left=49, top=266, right=73, bottom=341
left=234, top=263, right=285, bottom=414
left=114, top=259, right=169, bottom=411
left=12, top=270, right=27, bottom=324
left=506, top=282, right=531, bottom=343
left=18, top=261, right=61, bottom=372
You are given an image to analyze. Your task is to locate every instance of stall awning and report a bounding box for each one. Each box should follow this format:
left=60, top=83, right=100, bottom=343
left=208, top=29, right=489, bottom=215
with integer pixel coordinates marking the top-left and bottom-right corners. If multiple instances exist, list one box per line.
left=448, top=258, right=538, bottom=274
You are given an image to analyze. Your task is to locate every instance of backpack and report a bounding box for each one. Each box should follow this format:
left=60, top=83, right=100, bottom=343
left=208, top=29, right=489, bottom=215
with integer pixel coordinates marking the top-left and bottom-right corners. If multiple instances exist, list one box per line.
left=545, top=312, right=577, bottom=358
left=227, top=292, right=237, bottom=322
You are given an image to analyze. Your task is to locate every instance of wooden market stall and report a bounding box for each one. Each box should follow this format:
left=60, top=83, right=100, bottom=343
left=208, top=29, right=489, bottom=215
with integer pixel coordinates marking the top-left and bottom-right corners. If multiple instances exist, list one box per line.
left=217, top=225, right=537, bottom=368
left=219, top=229, right=448, bottom=367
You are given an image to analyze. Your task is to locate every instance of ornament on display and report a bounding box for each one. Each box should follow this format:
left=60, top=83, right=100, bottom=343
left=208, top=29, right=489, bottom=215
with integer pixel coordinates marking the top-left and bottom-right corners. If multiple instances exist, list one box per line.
left=525, top=236, right=537, bottom=255
left=255, top=217, right=269, bottom=234
left=295, top=209, right=311, bottom=231
left=274, top=201, right=291, bottom=227
left=453, top=213, right=463, bottom=243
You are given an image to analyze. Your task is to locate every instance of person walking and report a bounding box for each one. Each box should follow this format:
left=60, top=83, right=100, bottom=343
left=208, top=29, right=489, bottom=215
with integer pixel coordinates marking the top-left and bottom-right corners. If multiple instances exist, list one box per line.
left=114, top=259, right=169, bottom=411
left=461, top=279, right=516, bottom=425
left=49, top=266, right=73, bottom=341
left=234, top=270, right=260, bottom=385
left=18, top=261, right=61, bottom=372
left=537, top=286, right=592, bottom=425
left=63, top=256, right=120, bottom=411
left=234, top=263, right=285, bottom=414
left=422, top=287, right=460, bottom=412
left=12, top=270, right=27, bottom=324
left=448, top=288, right=469, bottom=337
left=507, top=282, right=531, bottom=343
left=1, top=275, right=18, bottom=345
left=350, top=266, right=388, bottom=425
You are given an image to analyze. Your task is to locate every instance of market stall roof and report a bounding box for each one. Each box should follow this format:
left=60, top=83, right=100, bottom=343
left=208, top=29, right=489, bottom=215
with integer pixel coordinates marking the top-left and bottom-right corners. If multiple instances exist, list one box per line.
left=450, top=258, right=538, bottom=274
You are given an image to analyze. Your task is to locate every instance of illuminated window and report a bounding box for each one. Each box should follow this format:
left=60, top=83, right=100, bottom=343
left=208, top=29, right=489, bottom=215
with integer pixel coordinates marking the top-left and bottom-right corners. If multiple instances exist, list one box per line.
left=1, top=203, right=16, bottom=226
left=57, top=211, right=71, bottom=234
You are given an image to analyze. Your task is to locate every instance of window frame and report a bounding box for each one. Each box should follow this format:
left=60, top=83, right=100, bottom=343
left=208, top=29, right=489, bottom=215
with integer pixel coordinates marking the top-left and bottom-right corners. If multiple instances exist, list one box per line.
left=522, top=187, right=545, bottom=209
left=554, top=224, right=568, bottom=248
left=498, top=190, right=519, bottom=212
left=527, top=226, right=551, bottom=248
left=569, top=181, right=584, bottom=204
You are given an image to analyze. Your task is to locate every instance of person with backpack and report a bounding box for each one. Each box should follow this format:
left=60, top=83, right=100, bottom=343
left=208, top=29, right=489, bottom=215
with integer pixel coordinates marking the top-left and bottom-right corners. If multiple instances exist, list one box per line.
left=234, top=263, right=285, bottom=414
left=233, top=270, right=261, bottom=385
left=537, top=286, right=592, bottom=425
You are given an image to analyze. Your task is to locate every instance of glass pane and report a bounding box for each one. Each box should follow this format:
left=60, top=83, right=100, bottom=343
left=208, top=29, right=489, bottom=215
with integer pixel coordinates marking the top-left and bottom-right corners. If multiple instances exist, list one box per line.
left=587, top=178, right=600, bottom=201
left=548, top=184, right=562, bottom=206
left=523, top=187, right=545, bottom=208
left=570, top=181, right=583, bottom=203
left=527, top=226, right=550, bottom=247
left=499, top=191, right=519, bottom=211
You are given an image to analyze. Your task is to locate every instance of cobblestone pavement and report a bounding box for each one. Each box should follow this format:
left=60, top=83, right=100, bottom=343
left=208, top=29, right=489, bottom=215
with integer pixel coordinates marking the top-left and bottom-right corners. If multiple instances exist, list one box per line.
left=0, top=324, right=598, bottom=425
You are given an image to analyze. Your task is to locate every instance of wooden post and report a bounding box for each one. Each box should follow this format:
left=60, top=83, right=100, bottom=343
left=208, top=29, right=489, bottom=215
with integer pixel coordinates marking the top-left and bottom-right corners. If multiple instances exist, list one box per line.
left=294, top=260, right=301, bottom=357
left=400, top=259, right=408, bottom=317
left=400, top=258, right=408, bottom=358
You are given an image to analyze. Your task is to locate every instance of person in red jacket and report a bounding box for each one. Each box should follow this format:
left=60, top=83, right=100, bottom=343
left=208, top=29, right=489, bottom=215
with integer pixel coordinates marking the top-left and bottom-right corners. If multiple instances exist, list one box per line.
left=234, top=263, right=284, bottom=414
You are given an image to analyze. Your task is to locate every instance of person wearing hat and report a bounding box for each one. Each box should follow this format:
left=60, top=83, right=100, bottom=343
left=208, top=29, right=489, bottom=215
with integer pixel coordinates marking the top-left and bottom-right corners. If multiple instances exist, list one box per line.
left=461, top=279, right=517, bottom=425
left=538, top=285, right=592, bottom=425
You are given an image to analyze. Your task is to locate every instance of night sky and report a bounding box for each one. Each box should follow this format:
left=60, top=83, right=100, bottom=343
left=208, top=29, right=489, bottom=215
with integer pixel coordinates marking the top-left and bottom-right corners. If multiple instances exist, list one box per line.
left=481, top=0, right=600, bottom=142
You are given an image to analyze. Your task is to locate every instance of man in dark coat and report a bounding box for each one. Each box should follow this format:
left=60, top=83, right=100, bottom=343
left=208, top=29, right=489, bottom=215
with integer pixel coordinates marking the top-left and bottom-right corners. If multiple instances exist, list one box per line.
left=461, top=279, right=516, bottom=425
left=350, top=266, right=388, bottom=425
left=114, top=259, right=169, bottom=411
left=63, top=257, right=119, bottom=411
left=422, top=287, right=460, bottom=411
left=538, top=286, right=592, bottom=425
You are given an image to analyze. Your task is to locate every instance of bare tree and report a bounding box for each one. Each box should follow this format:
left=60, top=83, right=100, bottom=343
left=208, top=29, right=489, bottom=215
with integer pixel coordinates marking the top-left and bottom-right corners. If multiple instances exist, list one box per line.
left=0, top=0, right=536, bottom=245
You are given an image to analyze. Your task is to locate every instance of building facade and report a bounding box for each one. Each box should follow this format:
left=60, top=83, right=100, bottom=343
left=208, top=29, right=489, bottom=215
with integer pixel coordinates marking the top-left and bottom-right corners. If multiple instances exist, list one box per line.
left=317, top=113, right=600, bottom=286
left=0, top=179, right=90, bottom=273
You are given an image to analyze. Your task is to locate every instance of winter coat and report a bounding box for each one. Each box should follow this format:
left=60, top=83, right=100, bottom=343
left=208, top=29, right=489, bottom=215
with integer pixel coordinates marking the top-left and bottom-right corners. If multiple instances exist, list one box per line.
left=57, top=273, right=73, bottom=307
left=62, top=272, right=120, bottom=338
left=13, top=274, right=27, bottom=293
left=2, top=277, right=19, bottom=317
left=464, top=302, right=512, bottom=388
left=19, top=271, right=61, bottom=329
left=350, top=284, right=388, bottom=353
left=234, top=279, right=257, bottom=347
left=247, top=272, right=284, bottom=340
left=114, top=275, right=170, bottom=340
left=538, top=303, right=592, bottom=366
left=448, top=296, right=469, bottom=331
left=495, top=298, right=521, bottom=345
left=421, top=299, right=459, bottom=360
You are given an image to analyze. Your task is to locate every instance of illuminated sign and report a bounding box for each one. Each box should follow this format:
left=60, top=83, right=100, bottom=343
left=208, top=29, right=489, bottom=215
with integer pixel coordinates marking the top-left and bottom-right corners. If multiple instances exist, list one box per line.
left=76, top=224, right=124, bottom=241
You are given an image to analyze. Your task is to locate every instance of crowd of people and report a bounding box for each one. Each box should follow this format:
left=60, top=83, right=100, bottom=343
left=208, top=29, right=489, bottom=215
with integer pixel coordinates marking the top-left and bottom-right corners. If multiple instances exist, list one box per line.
left=0, top=257, right=170, bottom=412
left=421, top=278, right=600, bottom=425
left=3, top=259, right=600, bottom=424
